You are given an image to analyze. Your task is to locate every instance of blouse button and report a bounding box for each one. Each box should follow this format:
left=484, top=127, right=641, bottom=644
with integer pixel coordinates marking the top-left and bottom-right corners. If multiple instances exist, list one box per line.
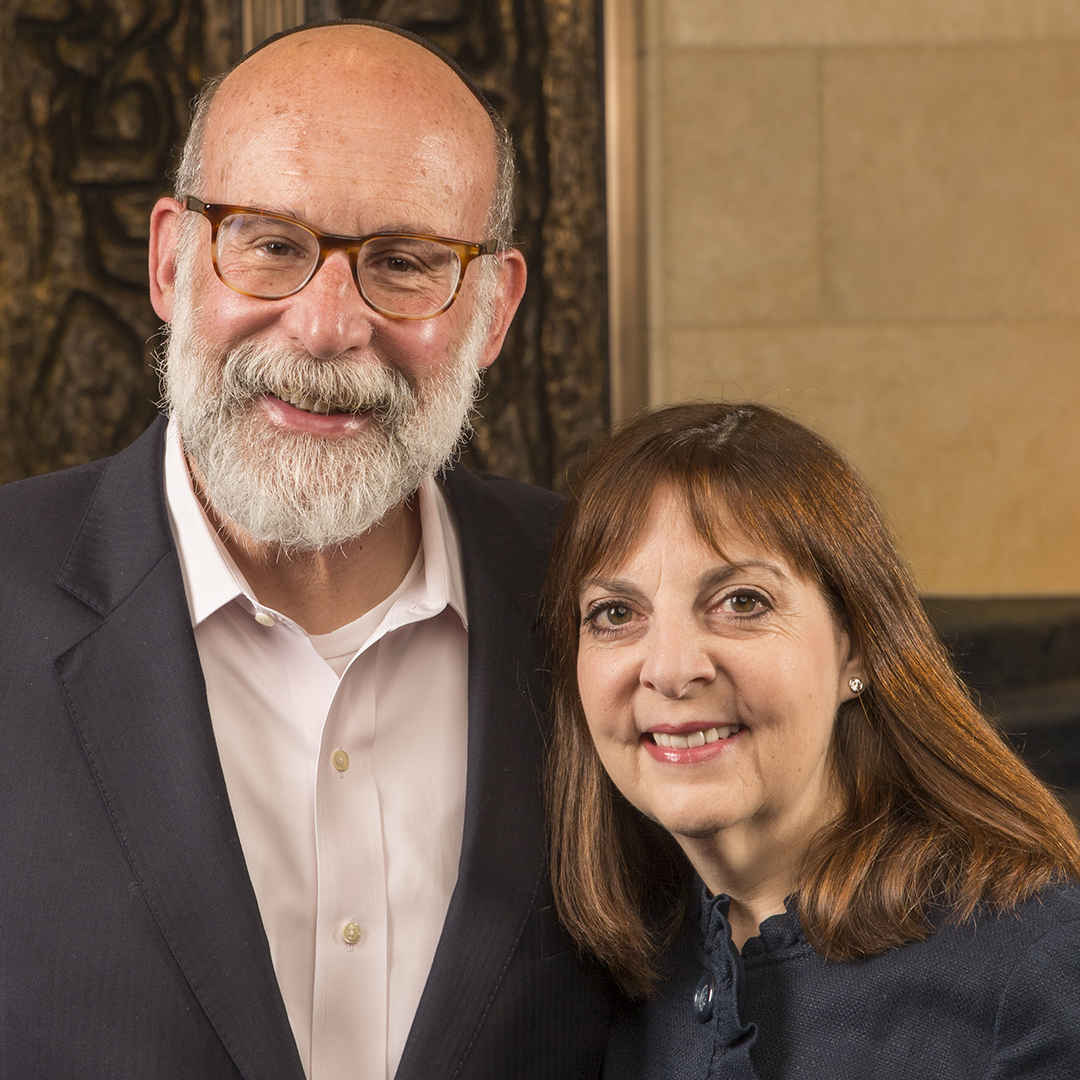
left=342, top=921, right=362, bottom=945
left=332, top=749, right=350, bottom=772
left=692, top=974, right=715, bottom=1022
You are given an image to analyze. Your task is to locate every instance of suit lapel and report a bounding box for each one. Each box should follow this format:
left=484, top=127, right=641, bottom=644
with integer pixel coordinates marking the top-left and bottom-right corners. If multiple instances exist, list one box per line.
left=54, top=419, right=305, bottom=1080
left=396, top=467, right=558, bottom=1077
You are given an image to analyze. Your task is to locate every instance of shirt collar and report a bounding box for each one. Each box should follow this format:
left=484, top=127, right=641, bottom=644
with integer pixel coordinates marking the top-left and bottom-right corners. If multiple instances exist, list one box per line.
left=162, top=414, right=468, bottom=632
left=163, top=415, right=245, bottom=626
left=412, top=469, right=468, bottom=631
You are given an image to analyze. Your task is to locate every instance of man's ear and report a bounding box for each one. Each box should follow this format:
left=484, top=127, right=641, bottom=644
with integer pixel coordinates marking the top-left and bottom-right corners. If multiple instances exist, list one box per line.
left=477, top=248, right=527, bottom=370
left=149, top=196, right=183, bottom=323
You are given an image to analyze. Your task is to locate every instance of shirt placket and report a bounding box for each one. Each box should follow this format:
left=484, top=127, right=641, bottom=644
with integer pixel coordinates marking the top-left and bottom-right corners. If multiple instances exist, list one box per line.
left=311, top=641, right=388, bottom=1080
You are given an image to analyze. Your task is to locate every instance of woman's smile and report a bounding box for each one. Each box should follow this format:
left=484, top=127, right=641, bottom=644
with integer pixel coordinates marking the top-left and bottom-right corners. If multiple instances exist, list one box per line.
left=643, top=723, right=744, bottom=762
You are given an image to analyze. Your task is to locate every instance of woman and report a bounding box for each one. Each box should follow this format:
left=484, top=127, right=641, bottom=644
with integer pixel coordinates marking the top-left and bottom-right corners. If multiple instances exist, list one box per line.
left=544, top=402, right=1080, bottom=1079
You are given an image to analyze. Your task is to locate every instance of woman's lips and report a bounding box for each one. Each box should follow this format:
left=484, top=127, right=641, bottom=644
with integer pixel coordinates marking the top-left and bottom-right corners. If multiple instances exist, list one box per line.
left=642, top=724, right=744, bottom=763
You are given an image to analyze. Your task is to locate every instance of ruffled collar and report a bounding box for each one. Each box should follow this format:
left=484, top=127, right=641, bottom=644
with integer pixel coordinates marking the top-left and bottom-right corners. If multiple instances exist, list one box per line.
left=695, top=878, right=806, bottom=958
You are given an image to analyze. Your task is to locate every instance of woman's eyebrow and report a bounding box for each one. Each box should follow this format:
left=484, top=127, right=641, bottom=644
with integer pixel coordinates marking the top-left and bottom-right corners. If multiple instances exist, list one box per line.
left=697, top=558, right=790, bottom=592
left=582, top=559, right=790, bottom=598
left=579, top=575, right=645, bottom=597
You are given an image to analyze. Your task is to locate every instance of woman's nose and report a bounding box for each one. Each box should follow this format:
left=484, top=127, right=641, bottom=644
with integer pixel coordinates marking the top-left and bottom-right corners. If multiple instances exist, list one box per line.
left=638, top=620, right=716, bottom=699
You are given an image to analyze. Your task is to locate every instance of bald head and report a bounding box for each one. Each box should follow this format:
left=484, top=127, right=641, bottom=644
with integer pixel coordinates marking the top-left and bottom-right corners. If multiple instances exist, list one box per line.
left=174, top=23, right=515, bottom=247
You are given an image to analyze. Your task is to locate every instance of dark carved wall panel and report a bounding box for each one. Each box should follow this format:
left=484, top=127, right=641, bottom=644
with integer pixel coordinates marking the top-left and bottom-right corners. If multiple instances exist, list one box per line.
left=1, top=0, right=606, bottom=491
left=324, top=0, right=609, bottom=489
left=0, top=0, right=238, bottom=483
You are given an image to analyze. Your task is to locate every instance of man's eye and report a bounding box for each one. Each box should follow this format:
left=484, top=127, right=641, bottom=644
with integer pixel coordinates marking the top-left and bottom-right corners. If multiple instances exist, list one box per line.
left=245, top=234, right=309, bottom=260
left=382, top=255, right=419, bottom=274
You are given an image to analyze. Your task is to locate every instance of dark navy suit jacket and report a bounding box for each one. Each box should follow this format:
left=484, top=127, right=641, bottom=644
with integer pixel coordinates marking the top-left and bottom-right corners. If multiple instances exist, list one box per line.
left=0, top=416, right=614, bottom=1079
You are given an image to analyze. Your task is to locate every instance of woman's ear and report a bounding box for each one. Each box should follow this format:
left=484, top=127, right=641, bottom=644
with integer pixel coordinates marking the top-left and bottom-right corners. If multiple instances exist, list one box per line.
left=839, top=634, right=865, bottom=701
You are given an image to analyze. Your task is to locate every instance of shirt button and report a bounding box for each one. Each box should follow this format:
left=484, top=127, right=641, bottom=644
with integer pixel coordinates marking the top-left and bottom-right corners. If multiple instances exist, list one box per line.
left=693, top=974, right=715, bottom=1023
left=332, top=749, right=350, bottom=772
left=254, top=611, right=275, bottom=627
left=342, top=921, right=362, bottom=945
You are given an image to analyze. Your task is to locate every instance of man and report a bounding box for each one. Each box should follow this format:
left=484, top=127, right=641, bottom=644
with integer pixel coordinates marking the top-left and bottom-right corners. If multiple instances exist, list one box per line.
left=0, top=21, right=614, bottom=1080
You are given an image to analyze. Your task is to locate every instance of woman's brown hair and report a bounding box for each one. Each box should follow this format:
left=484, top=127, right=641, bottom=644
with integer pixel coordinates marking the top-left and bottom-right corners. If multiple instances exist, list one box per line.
left=544, top=401, right=1080, bottom=999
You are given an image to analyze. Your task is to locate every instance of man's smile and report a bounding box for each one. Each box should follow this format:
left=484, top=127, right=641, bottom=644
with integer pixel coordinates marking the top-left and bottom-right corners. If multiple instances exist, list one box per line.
left=275, top=389, right=369, bottom=417
left=278, top=390, right=351, bottom=416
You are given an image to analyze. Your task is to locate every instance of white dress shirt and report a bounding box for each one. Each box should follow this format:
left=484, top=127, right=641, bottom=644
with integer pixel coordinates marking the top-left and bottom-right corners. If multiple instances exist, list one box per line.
left=163, top=417, right=469, bottom=1080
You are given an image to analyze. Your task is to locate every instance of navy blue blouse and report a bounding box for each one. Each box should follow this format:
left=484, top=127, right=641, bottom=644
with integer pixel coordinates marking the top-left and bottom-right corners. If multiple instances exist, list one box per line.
left=602, top=880, right=1080, bottom=1079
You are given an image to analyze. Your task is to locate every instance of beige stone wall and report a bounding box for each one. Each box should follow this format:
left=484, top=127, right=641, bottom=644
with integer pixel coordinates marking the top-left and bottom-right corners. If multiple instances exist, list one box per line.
left=643, top=0, right=1080, bottom=595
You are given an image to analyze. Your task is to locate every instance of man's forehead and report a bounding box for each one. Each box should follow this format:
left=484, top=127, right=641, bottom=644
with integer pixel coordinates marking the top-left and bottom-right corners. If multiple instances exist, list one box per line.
left=211, top=26, right=491, bottom=143
left=196, top=26, right=497, bottom=235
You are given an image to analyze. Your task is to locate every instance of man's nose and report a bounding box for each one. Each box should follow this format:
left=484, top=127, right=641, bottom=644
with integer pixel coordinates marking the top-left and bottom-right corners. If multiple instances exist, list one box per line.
left=277, top=250, right=375, bottom=358
left=638, top=618, right=717, bottom=699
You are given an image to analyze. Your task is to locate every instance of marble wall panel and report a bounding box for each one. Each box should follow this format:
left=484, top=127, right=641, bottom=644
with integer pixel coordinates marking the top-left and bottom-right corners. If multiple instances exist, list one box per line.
left=665, top=0, right=1080, bottom=48
left=822, top=43, right=1080, bottom=323
left=663, top=49, right=820, bottom=327
left=648, top=0, right=1080, bottom=594
left=665, top=321, right=1080, bottom=595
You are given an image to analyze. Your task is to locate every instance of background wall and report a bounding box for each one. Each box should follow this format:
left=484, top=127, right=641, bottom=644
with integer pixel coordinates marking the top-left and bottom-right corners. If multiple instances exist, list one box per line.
left=641, top=0, right=1080, bottom=597
left=0, top=0, right=236, bottom=483
left=0, top=0, right=607, bottom=493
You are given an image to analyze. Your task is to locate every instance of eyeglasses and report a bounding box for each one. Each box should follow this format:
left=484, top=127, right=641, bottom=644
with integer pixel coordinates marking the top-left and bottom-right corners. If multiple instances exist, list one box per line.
left=182, top=196, right=498, bottom=320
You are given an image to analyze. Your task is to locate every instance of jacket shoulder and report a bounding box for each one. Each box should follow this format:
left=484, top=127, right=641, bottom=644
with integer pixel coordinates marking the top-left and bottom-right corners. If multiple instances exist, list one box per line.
left=442, top=466, right=565, bottom=551
left=0, top=418, right=167, bottom=590
left=1008, top=879, right=1080, bottom=938
left=0, top=459, right=111, bottom=567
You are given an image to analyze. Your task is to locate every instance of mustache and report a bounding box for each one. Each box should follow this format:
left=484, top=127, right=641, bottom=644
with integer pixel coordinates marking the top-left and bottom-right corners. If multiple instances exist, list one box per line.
left=216, top=339, right=415, bottom=426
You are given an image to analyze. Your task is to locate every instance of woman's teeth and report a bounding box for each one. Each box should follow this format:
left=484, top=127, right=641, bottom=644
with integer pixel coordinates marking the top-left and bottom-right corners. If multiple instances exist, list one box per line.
left=651, top=725, right=741, bottom=749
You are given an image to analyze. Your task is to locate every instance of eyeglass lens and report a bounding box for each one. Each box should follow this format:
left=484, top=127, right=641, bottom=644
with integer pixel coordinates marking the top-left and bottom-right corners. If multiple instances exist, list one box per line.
left=215, top=212, right=463, bottom=316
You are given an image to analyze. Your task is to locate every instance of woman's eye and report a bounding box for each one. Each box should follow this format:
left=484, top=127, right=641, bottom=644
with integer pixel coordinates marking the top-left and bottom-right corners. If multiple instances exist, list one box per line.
left=723, top=591, right=769, bottom=616
left=583, top=602, right=635, bottom=631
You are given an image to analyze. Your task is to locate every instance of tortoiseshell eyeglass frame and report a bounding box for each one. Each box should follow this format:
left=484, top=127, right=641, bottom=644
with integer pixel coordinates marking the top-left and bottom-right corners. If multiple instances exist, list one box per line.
left=182, top=195, right=499, bottom=320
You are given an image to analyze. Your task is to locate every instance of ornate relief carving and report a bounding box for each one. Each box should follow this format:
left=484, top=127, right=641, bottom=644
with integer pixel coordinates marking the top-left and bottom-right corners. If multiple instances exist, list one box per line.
left=0, top=0, right=238, bottom=482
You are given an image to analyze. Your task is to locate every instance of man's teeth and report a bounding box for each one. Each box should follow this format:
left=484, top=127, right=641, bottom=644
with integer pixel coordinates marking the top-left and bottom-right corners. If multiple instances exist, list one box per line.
left=652, top=725, right=741, bottom=749
left=281, top=391, right=337, bottom=415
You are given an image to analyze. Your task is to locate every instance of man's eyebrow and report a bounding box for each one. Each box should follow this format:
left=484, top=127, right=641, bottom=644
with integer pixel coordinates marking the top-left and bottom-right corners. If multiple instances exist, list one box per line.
left=231, top=201, right=307, bottom=223
left=373, top=223, right=432, bottom=235
left=239, top=205, right=434, bottom=238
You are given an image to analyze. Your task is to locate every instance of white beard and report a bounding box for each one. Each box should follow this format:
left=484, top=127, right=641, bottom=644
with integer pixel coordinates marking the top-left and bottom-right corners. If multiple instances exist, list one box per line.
left=161, top=251, right=491, bottom=552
